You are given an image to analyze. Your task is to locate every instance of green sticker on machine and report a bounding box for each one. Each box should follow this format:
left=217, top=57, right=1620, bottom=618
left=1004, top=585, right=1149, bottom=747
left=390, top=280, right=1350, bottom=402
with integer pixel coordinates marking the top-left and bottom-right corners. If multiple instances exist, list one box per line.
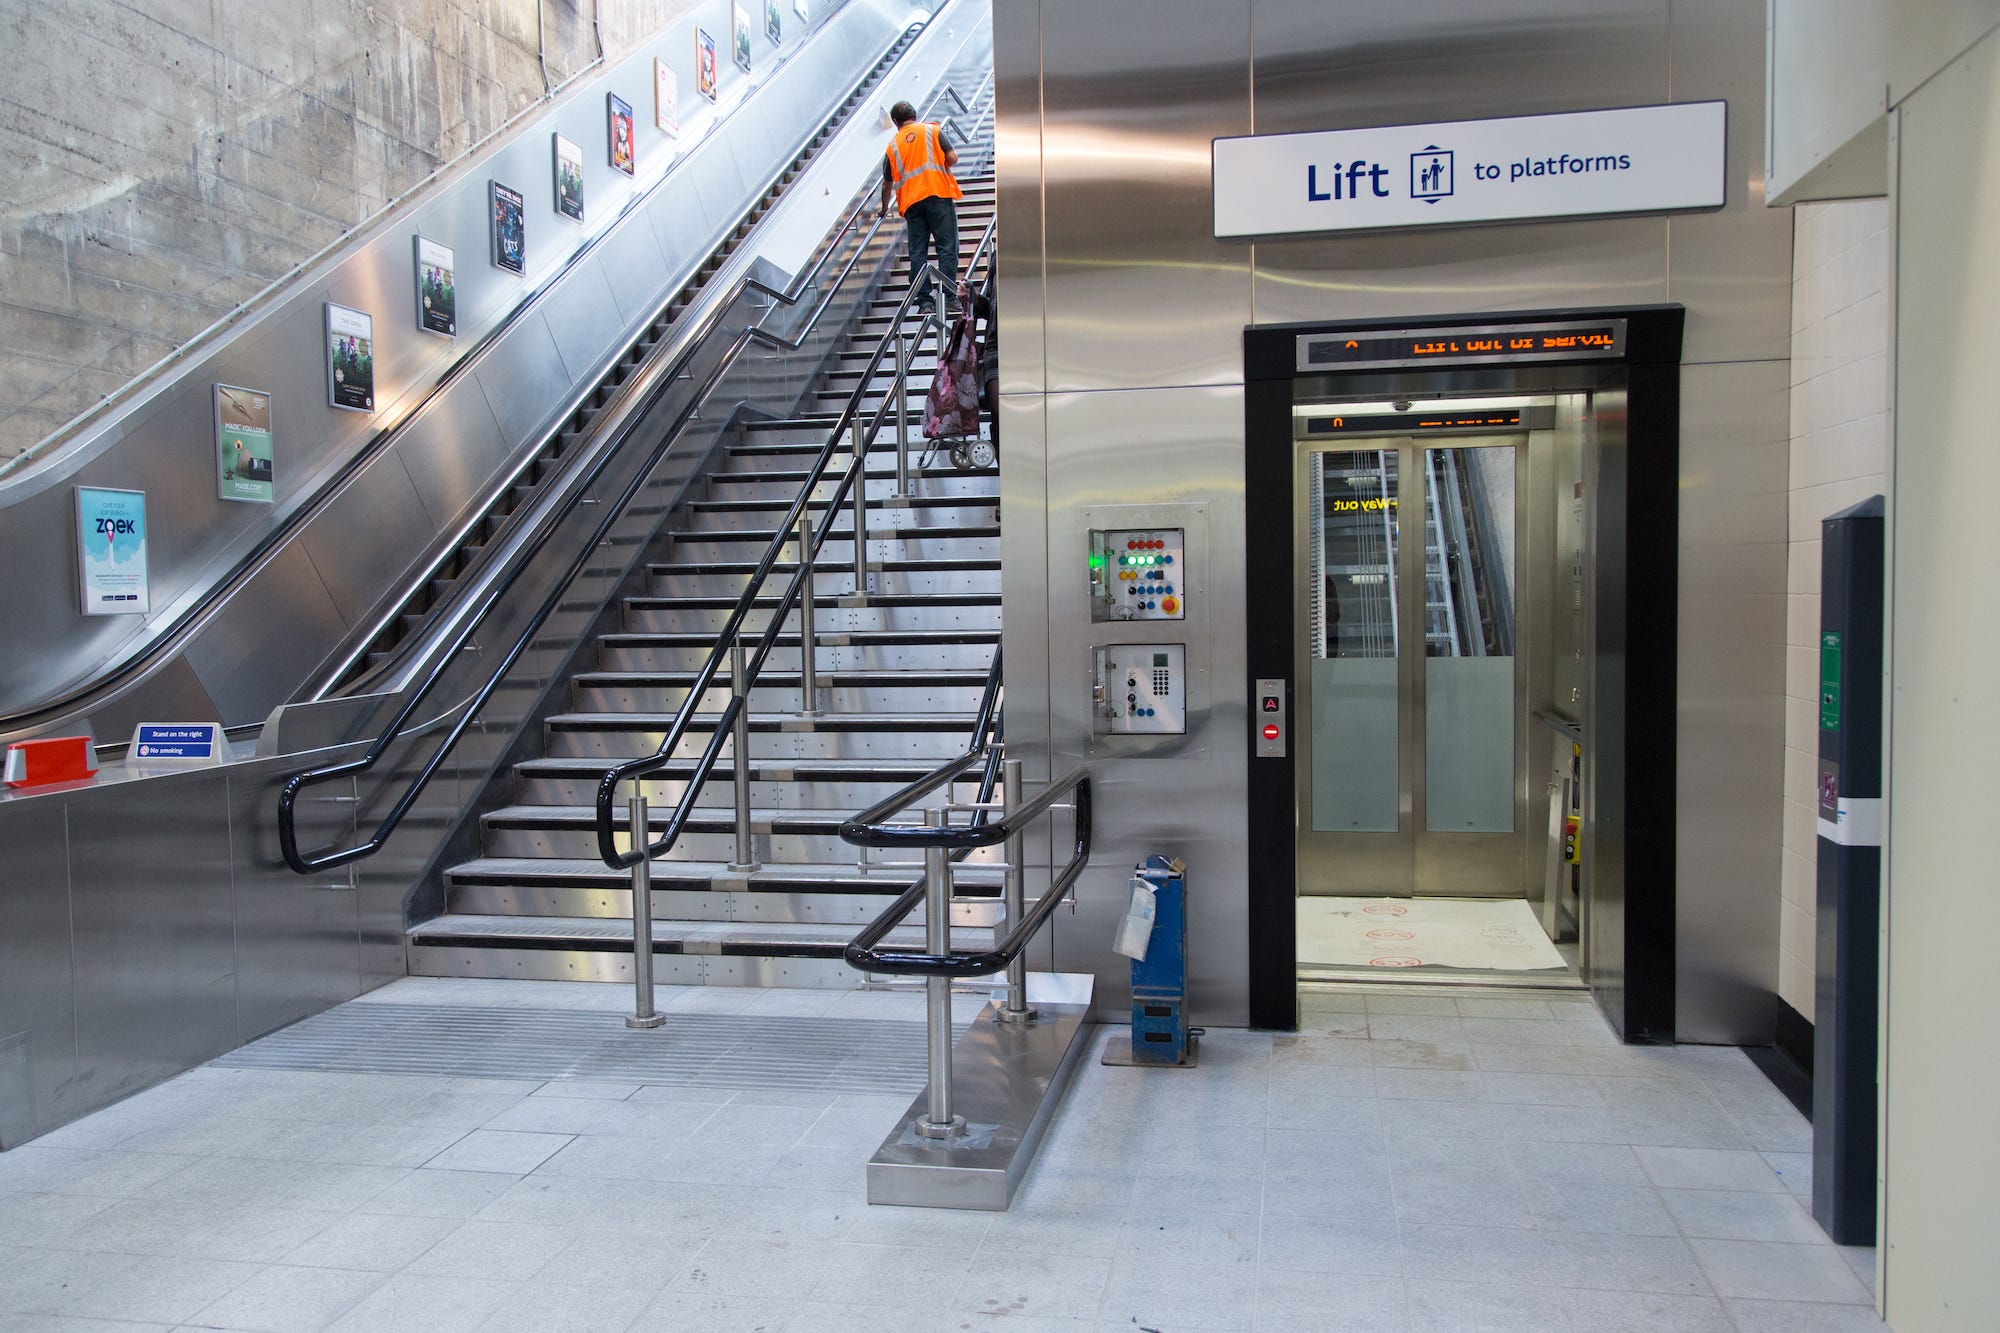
left=1820, top=631, right=1842, bottom=731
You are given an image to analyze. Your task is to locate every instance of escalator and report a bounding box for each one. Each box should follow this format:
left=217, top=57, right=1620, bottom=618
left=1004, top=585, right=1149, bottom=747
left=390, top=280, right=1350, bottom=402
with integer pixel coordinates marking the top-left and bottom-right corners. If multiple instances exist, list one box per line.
left=0, top=0, right=965, bottom=749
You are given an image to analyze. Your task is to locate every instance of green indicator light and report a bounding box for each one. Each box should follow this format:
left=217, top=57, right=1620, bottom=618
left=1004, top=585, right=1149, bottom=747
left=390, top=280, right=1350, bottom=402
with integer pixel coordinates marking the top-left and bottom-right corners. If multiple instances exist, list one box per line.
left=1088, top=554, right=1105, bottom=570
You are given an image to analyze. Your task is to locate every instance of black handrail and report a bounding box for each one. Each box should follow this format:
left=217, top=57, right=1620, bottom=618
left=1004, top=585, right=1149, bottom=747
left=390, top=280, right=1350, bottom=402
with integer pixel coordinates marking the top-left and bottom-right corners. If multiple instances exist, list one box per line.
left=841, top=766, right=1092, bottom=977
left=278, top=81, right=994, bottom=874
left=588, top=197, right=1002, bottom=871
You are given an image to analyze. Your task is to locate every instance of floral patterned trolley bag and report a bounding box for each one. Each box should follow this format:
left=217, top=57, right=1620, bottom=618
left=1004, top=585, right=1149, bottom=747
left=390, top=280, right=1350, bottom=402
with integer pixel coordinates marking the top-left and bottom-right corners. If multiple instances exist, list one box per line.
left=921, top=308, right=984, bottom=468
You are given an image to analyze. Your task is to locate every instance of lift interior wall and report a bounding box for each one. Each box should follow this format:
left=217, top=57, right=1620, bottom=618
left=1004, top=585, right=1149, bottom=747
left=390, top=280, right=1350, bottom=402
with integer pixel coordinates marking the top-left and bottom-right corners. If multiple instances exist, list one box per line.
left=995, top=0, right=1794, bottom=1040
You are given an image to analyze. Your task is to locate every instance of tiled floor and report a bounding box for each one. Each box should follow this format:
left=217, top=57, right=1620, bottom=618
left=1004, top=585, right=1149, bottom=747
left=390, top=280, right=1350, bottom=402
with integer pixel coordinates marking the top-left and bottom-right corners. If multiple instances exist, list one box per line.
left=0, top=979, right=1885, bottom=1332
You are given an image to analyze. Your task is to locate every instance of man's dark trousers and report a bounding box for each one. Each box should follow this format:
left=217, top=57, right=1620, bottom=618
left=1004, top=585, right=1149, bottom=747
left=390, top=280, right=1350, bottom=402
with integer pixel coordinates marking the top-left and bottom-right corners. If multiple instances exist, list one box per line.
left=904, top=196, right=958, bottom=307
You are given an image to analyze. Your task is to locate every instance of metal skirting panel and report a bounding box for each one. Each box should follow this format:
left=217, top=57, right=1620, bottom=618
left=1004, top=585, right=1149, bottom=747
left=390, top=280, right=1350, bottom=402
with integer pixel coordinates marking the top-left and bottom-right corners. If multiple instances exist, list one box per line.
left=867, top=977, right=1096, bottom=1211
left=214, top=1002, right=969, bottom=1095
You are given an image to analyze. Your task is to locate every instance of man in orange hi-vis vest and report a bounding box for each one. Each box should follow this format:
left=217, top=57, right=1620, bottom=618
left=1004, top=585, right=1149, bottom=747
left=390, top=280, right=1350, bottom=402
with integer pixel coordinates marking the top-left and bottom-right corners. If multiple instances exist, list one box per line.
left=878, top=100, right=963, bottom=313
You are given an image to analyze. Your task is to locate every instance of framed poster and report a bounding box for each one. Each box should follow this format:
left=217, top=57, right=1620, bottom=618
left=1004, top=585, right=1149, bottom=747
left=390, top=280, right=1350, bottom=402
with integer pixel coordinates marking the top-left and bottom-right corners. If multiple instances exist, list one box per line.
left=490, top=180, right=526, bottom=274
left=214, top=383, right=274, bottom=503
left=794, top=0, right=809, bottom=18
left=654, top=57, right=678, bottom=135
left=553, top=133, right=585, bottom=220
left=76, top=487, right=149, bottom=616
left=764, top=0, right=781, bottom=44
left=696, top=29, right=718, bottom=101
left=731, top=4, right=752, bottom=72
left=607, top=93, right=636, bottom=176
left=324, top=303, right=375, bottom=412
left=413, top=236, right=456, bottom=336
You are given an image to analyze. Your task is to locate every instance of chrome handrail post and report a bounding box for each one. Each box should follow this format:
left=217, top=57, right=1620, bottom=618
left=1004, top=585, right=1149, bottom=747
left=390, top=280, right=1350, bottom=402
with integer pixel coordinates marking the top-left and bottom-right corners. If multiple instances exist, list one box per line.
left=915, top=806, right=965, bottom=1139
left=625, top=792, right=665, bottom=1029
left=797, top=512, right=819, bottom=716
left=851, top=412, right=870, bottom=597
left=894, top=329, right=911, bottom=498
left=934, top=271, right=948, bottom=367
left=728, top=640, right=760, bottom=872
left=996, top=758, right=1038, bottom=1023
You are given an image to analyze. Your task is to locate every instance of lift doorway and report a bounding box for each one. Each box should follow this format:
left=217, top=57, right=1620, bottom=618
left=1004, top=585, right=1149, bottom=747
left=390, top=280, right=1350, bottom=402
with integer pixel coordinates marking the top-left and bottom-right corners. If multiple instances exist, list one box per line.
left=1244, top=309, right=1685, bottom=1039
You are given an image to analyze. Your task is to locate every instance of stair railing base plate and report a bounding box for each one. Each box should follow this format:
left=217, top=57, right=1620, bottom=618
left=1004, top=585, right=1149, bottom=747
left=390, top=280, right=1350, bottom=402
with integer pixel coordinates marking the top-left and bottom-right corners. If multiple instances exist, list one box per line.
left=865, top=972, right=1095, bottom=1212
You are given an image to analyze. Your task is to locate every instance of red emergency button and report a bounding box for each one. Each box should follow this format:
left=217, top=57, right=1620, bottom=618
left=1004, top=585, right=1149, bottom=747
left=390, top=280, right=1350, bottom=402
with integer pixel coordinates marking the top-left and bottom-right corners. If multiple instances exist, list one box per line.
left=1262, top=724, right=1281, bottom=740
left=1160, top=595, right=1178, bottom=614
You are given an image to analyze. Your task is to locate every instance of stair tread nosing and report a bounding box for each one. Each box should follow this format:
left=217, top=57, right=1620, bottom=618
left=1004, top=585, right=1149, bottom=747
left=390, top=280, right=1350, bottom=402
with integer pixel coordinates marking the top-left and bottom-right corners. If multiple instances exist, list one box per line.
left=546, top=710, right=980, bottom=731
left=409, top=914, right=952, bottom=953
left=446, top=856, right=997, bottom=889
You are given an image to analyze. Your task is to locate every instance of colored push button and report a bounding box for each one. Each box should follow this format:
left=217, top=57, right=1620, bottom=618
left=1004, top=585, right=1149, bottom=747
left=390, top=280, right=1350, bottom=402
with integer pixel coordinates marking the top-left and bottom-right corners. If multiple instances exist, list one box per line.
left=1161, top=595, right=1179, bottom=614
left=1262, top=723, right=1280, bottom=740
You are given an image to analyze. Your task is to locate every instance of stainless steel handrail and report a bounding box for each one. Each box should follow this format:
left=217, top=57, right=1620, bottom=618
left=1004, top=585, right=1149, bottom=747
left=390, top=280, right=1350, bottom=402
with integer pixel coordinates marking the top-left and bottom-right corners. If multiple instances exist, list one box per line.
left=587, top=195, right=1000, bottom=873
left=277, top=80, right=994, bottom=875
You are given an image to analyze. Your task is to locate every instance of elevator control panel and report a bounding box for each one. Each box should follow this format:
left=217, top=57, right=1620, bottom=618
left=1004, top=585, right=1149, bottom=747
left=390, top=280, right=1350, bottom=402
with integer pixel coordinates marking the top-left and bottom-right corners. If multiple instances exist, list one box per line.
left=1254, top=678, right=1287, bottom=757
left=1093, top=644, right=1187, bottom=735
left=1090, top=528, right=1186, bottom=622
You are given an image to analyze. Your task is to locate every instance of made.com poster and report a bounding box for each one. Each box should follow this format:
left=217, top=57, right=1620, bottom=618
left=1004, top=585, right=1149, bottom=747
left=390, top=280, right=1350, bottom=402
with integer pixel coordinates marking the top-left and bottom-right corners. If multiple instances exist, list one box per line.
left=75, top=486, right=149, bottom=616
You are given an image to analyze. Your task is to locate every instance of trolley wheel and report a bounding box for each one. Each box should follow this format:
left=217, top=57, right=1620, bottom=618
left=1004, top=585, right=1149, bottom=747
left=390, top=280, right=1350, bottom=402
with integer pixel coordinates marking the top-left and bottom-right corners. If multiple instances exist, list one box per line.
left=949, top=440, right=974, bottom=471
left=964, top=438, right=996, bottom=470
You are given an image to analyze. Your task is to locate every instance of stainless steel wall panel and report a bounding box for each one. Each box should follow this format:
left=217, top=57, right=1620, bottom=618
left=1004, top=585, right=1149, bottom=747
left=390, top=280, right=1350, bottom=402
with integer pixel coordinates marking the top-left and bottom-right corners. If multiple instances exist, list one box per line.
left=226, top=767, right=362, bottom=1041
left=998, top=394, right=1052, bottom=783
left=597, top=213, right=674, bottom=327
left=66, top=777, right=237, bottom=1102
left=1042, top=385, right=1252, bottom=1025
left=183, top=542, right=348, bottom=726
left=1665, top=0, right=1797, bottom=367
left=686, top=142, right=754, bottom=255
left=389, top=376, right=512, bottom=535
left=295, top=457, right=441, bottom=629
left=83, top=655, right=223, bottom=751
left=538, top=260, right=630, bottom=387
left=1674, top=358, right=1788, bottom=1043
left=0, top=801, right=77, bottom=1147
left=992, top=0, right=1044, bottom=396
left=1038, top=0, right=1253, bottom=392
left=473, top=316, right=582, bottom=455
left=1250, top=0, right=1667, bottom=132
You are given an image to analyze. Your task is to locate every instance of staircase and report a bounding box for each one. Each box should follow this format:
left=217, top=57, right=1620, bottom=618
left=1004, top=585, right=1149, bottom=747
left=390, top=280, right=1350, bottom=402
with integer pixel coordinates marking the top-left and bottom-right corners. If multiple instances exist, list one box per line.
left=408, top=177, right=1003, bottom=988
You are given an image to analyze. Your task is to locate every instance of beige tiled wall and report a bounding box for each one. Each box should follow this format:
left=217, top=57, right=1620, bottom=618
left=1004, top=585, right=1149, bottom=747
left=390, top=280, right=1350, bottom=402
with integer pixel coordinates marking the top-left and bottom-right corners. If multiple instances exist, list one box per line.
left=1781, top=198, right=1891, bottom=1021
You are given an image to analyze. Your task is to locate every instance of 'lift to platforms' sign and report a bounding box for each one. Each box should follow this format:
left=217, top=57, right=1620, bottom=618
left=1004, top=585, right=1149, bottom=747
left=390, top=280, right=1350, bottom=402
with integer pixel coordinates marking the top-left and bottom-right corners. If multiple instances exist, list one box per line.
left=1212, top=102, right=1726, bottom=239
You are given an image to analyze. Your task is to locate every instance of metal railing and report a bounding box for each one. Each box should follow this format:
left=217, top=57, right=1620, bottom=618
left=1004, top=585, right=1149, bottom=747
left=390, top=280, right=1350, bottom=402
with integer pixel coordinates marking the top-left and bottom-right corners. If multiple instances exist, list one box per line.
left=277, top=79, right=994, bottom=875
left=837, top=758, right=1093, bottom=1138
left=587, top=208, right=1000, bottom=874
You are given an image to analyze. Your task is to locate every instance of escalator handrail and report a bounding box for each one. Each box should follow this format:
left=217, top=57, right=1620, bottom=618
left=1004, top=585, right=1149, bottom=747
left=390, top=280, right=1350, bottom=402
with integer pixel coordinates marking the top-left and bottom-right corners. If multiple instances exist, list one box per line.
left=588, top=198, right=1000, bottom=871
left=276, top=81, right=994, bottom=875
left=0, top=19, right=951, bottom=741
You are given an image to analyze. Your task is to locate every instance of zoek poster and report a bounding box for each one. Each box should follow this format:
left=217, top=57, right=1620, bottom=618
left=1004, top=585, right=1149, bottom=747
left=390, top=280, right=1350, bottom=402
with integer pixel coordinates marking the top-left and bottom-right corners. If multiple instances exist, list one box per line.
left=554, top=133, right=585, bottom=220
left=414, top=236, right=455, bottom=336
left=214, top=383, right=274, bottom=503
left=608, top=94, right=636, bottom=177
left=732, top=4, right=752, bottom=72
left=76, top=487, right=149, bottom=616
left=697, top=29, right=718, bottom=101
left=324, top=302, right=375, bottom=412
left=491, top=180, right=526, bottom=274
left=765, top=0, right=781, bottom=44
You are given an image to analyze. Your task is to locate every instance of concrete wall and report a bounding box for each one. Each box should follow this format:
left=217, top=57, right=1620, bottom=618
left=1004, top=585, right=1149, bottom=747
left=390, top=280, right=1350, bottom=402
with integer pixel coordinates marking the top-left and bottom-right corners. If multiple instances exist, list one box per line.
left=0, top=0, right=698, bottom=461
left=1778, top=200, right=1890, bottom=1022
